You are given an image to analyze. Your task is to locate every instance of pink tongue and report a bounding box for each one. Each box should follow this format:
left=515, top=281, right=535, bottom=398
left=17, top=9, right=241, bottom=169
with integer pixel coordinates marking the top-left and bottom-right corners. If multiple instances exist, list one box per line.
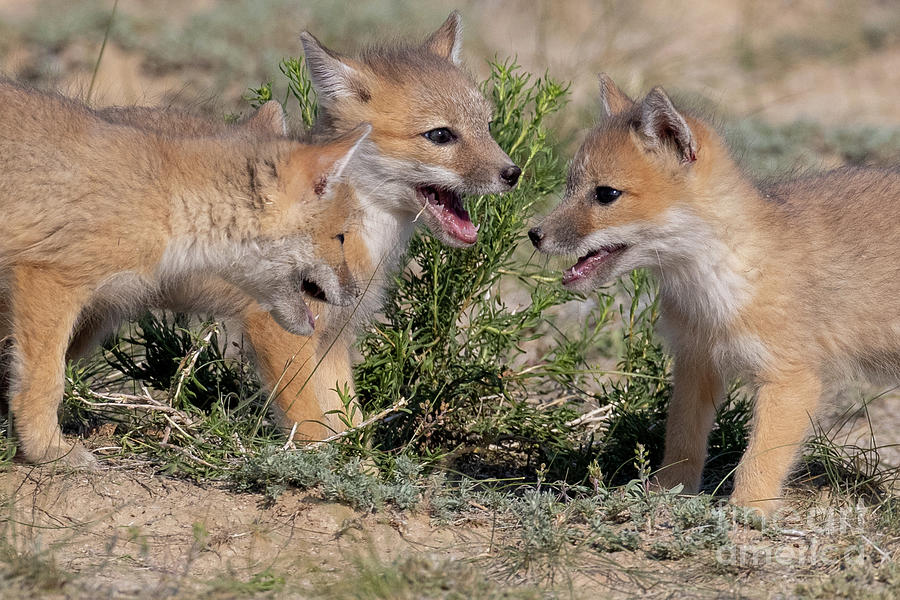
left=431, top=202, right=478, bottom=244
left=306, top=304, right=315, bottom=331
left=444, top=211, right=478, bottom=244
left=562, top=251, right=609, bottom=285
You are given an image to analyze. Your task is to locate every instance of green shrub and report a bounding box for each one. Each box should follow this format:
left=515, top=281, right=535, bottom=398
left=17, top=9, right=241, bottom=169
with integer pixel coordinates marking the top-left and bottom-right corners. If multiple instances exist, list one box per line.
left=351, top=59, right=597, bottom=480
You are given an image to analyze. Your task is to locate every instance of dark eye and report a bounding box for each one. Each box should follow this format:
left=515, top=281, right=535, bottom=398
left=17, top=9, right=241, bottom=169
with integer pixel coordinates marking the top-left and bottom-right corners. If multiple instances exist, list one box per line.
left=423, top=127, right=456, bottom=144
left=335, top=233, right=345, bottom=244
left=594, top=186, right=622, bottom=204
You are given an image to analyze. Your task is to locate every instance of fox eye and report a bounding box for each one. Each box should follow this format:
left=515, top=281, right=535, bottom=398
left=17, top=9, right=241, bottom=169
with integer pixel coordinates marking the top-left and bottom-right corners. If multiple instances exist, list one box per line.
left=423, top=127, right=456, bottom=144
left=335, top=233, right=345, bottom=245
left=594, top=186, right=622, bottom=205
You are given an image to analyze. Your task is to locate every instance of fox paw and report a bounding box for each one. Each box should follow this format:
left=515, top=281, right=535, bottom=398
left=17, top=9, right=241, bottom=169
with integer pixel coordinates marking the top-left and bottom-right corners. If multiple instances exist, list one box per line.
left=729, top=491, right=780, bottom=519
left=34, top=441, right=100, bottom=470
left=652, top=465, right=701, bottom=495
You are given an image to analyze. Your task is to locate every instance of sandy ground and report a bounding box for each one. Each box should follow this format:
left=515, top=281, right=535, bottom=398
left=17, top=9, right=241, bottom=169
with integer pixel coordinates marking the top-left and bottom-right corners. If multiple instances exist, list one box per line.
left=4, top=464, right=474, bottom=597
left=4, top=462, right=885, bottom=599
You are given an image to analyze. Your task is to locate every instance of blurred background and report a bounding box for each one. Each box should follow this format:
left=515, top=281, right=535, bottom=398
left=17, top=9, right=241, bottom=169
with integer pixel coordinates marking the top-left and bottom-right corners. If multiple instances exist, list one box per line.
left=1, top=0, right=898, bottom=140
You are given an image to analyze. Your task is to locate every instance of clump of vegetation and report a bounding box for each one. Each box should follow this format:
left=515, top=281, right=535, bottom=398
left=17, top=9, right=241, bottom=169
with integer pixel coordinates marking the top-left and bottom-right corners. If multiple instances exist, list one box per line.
left=321, top=553, right=544, bottom=600
left=351, top=59, right=591, bottom=477
left=59, top=314, right=279, bottom=477
left=235, top=446, right=422, bottom=511
left=103, top=312, right=259, bottom=412
left=0, top=542, right=70, bottom=595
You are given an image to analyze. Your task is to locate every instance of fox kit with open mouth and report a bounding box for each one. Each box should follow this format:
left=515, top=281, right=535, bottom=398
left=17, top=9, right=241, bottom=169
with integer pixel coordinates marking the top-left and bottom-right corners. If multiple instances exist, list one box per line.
left=0, top=80, right=369, bottom=466
left=235, top=12, right=520, bottom=437
left=531, top=74, right=900, bottom=515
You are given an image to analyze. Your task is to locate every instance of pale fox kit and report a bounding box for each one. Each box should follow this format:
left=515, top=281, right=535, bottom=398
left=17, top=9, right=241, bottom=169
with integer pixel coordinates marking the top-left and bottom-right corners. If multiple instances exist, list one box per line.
left=62, top=101, right=302, bottom=359
left=530, top=74, right=900, bottom=515
left=0, top=80, right=370, bottom=466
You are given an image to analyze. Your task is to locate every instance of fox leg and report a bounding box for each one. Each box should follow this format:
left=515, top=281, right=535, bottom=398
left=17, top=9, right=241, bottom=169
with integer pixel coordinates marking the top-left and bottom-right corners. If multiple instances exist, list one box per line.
left=241, top=305, right=360, bottom=440
left=730, top=366, right=822, bottom=515
left=8, top=266, right=96, bottom=467
left=66, top=306, right=122, bottom=362
left=309, top=338, right=360, bottom=434
left=0, top=289, right=10, bottom=412
left=657, top=351, right=724, bottom=492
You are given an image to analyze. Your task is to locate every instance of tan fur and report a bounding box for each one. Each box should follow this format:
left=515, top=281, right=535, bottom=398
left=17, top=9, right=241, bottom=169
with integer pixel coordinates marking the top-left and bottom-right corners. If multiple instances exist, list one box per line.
left=89, top=107, right=367, bottom=438
left=532, top=75, right=900, bottom=515
left=0, top=80, right=369, bottom=465
left=41, top=13, right=519, bottom=442
left=268, top=13, right=522, bottom=437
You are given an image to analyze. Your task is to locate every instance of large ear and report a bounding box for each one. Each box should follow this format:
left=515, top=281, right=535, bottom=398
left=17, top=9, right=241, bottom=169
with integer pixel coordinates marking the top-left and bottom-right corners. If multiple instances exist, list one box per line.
left=244, top=100, right=287, bottom=136
left=300, top=31, right=366, bottom=104
left=422, top=11, right=463, bottom=65
left=313, top=122, right=372, bottom=196
left=598, top=73, right=634, bottom=117
left=637, top=87, right=697, bottom=163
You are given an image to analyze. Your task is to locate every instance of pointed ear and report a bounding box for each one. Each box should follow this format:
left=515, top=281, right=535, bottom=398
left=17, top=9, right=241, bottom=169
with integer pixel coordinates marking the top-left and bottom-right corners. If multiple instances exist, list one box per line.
left=313, top=122, right=372, bottom=196
left=598, top=73, right=634, bottom=117
left=637, top=87, right=697, bottom=163
left=244, top=100, right=287, bottom=136
left=300, top=31, right=366, bottom=104
left=423, top=11, right=463, bottom=65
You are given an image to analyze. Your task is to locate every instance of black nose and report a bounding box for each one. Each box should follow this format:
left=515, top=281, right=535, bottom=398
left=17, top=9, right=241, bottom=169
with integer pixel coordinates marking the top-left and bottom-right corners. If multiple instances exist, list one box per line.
left=528, top=227, right=544, bottom=249
left=500, top=165, right=521, bottom=187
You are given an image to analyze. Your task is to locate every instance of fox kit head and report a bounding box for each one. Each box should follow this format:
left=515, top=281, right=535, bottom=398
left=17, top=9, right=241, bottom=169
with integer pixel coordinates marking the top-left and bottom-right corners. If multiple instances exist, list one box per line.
left=300, top=11, right=521, bottom=247
left=531, top=74, right=723, bottom=293
left=228, top=122, right=370, bottom=336
left=103, top=99, right=366, bottom=337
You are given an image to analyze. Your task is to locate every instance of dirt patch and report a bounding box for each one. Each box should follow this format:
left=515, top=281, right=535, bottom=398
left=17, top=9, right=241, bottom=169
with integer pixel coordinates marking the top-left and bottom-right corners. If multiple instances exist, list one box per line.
left=2, top=465, right=475, bottom=597
left=5, top=462, right=896, bottom=599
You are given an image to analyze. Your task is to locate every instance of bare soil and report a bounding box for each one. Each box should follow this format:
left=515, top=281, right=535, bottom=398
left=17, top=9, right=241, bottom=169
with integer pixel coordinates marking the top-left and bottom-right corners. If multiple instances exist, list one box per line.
left=4, top=464, right=472, bottom=598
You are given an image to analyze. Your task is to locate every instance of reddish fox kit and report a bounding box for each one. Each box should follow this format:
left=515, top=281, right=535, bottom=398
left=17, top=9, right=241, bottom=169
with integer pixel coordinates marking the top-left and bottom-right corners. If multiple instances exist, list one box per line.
left=530, top=74, right=900, bottom=515
left=0, top=80, right=369, bottom=466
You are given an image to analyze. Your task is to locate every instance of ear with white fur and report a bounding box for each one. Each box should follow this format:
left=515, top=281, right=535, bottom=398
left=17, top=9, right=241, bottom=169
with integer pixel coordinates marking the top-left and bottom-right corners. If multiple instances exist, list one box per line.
left=315, top=123, right=372, bottom=196
left=637, top=87, right=697, bottom=163
left=300, top=31, right=365, bottom=104
left=423, top=11, right=463, bottom=65
left=244, top=100, right=287, bottom=136
left=598, top=73, right=634, bottom=117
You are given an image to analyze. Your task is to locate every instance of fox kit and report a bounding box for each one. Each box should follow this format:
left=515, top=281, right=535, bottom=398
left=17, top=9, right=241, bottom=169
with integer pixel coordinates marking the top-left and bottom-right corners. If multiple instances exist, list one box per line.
left=228, top=12, right=520, bottom=437
left=530, top=74, right=900, bottom=515
left=0, top=80, right=370, bottom=466
left=62, top=101, right=299, bottom=358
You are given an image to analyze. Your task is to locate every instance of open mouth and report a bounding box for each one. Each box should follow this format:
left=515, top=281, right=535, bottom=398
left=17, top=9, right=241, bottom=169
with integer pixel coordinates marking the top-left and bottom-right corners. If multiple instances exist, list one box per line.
left=301, top=278, right=328, bottom=303
left=416, top=185, right=478, bottom=245
left=562, top=245, right=627, bottom=286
